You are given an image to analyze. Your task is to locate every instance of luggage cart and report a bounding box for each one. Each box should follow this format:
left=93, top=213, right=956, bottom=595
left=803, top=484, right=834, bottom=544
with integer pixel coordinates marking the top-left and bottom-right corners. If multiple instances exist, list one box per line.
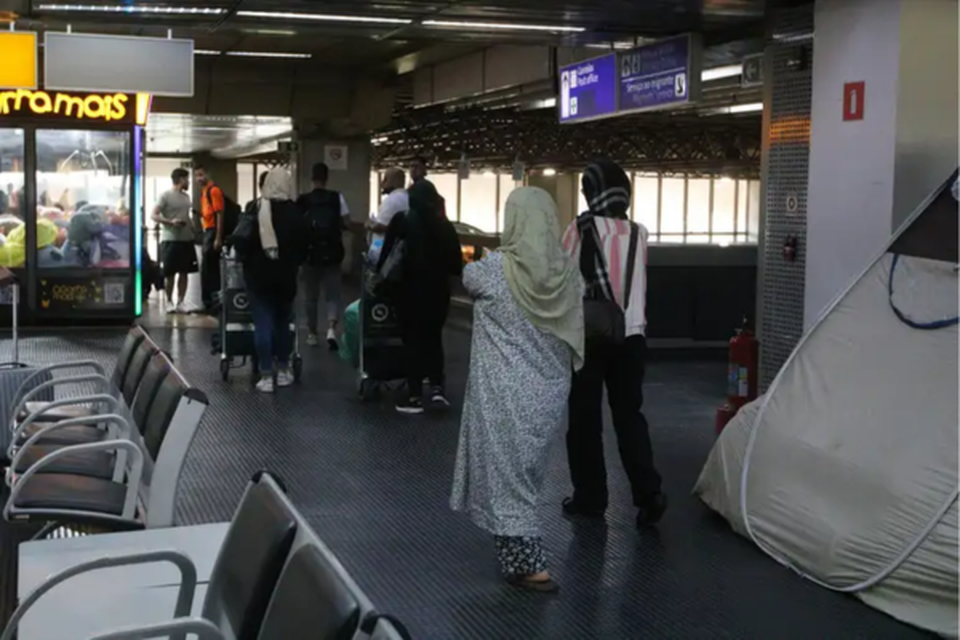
left=357, top=262, right=405, bottom=401
left=217, top=251, right=302, bottom=383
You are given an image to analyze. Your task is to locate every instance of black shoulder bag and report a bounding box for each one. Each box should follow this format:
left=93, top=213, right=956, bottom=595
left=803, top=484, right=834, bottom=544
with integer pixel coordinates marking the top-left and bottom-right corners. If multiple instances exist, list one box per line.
left=578, top=216, right=639, bottom=344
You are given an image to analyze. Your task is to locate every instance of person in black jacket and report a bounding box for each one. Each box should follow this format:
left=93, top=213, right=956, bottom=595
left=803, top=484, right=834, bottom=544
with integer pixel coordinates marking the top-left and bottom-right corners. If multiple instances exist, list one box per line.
left=240, top=167, right=308, bottom=393
left=380, top=179, right=462, bottom=414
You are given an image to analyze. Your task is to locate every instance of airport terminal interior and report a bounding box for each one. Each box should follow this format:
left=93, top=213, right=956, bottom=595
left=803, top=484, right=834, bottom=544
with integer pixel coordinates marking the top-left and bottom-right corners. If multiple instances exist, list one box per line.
left=0, top=0, right=957, bottom=638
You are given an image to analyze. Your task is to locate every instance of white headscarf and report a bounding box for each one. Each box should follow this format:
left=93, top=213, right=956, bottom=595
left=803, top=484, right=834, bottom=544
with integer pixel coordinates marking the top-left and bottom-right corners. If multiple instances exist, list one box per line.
left=500, top=187, right=585, bottom=369
left=258, top=168, right=295, bottom=257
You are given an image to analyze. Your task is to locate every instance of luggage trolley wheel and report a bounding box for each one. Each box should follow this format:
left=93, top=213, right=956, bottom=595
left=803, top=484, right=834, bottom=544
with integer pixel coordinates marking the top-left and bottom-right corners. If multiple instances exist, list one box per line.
left=219, top=358, right=230, bottom=382
left=292, top=356, right=303, bottom=383
left=358, top=377, right=378, bottom=402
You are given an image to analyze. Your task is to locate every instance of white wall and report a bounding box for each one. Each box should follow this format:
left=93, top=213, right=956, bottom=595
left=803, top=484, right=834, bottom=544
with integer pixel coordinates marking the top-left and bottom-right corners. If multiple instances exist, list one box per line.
left=892, top=0, right=959, bottom=230
left=805, top=0, right=901, bottom=327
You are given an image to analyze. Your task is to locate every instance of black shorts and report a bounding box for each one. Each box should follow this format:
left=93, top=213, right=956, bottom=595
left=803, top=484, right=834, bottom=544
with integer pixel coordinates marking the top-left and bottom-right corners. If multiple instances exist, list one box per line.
left=161, top=240, right=199, bottom=276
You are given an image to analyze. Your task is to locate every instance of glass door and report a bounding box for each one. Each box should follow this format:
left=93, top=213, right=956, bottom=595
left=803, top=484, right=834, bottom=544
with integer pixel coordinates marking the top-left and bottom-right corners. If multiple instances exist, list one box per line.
left=33, top=128, right=133, bottom=316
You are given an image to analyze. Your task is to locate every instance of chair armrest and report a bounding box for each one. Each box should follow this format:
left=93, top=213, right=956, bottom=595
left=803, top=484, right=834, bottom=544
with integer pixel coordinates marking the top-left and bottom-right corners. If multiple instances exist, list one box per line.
left=6, top=437, right=144, bottom=521
left=10, top=393, right=121, bottom=444
left=0, top=549, right=198, bottom=640
left=86, top=617, right=226, bottom=640
left=11, top=360, right=108, bottom=406
left=10, top=374, right=113, bottom=426
left=10, top=413, right=132, bottom=480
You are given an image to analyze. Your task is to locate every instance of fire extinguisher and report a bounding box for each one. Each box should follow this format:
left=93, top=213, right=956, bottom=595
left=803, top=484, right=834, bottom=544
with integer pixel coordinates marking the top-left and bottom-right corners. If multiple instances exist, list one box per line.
left=715, top=317, right=760, bottom=435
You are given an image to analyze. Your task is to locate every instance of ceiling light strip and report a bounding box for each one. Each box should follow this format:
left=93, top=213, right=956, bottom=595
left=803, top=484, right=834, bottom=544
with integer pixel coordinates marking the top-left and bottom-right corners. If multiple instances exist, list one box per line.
left=195, top=49, right=312, bottom=59
left=236, top=10, right=409, bottom=25
left=36, top=3, right=224, bottom=14
left=422, top=19, right=585, bottom=33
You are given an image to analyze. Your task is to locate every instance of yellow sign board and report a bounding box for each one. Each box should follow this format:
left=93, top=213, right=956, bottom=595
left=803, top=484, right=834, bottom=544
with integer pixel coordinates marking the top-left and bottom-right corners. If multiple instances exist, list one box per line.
left=0, top=89, right=151, bottom=125
left=0, top=32, right=38, bottom=90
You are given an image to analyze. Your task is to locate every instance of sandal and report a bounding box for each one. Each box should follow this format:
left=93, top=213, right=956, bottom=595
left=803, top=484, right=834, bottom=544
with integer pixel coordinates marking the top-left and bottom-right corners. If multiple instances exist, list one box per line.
left=506, top=574, right=560, bottom=593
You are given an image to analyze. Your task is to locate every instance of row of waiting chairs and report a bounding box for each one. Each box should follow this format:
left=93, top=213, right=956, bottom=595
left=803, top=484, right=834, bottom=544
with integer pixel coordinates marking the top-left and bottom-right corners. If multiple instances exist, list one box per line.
left=3, top=471, right=411, bottom=640
left=2, top=327, right=209, bottom=532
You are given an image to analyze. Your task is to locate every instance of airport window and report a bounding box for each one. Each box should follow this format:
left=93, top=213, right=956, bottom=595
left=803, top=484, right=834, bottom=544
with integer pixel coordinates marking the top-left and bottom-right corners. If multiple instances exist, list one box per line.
left=632, top=174, right=659, bottom=233
left=459, top=171, right=498, bottom=233
left=659, top=178, right=686, bottom=236
left=431, top=173, right=460, bottom=221
left=746, top=180, right=761, bottom=242
left=237, top=163, right=256, bottom=209
left=686, top=177, right=712, bottom=242
left=0, top=128, right=26, bottom=269
left=498, top=174, right=521, bottom=233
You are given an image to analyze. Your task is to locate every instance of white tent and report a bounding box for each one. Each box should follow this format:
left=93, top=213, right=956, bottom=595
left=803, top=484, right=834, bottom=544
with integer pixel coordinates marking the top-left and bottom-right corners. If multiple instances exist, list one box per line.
left=695, top=171, right=959, bottom=637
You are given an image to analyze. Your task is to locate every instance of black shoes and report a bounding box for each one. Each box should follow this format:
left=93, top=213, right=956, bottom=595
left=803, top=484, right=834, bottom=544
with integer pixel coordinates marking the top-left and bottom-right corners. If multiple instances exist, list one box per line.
left=636, top=493, right=669, bottom=528
left=561, top=497, right=605, bottom=519
left=395, top=397, right=425, bottom=415
left=562, top=493, right=668, bottom=529
left=429, top=386, right=450, bottom=408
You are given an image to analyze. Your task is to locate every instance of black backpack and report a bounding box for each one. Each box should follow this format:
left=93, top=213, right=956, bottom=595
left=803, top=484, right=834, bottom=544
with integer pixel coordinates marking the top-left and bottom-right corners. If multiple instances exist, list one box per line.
left=205, top=185, right=242, bottom=237
left=299, top=188, right=344, bottom=267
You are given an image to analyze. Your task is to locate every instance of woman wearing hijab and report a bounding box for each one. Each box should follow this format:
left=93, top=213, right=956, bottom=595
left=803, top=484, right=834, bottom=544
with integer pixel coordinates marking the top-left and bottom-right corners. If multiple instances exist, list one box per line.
left=380, top=179, right=462, bottom=413
left=240, top=167, right=308, bottom=393
left=451, top=186, right=584, bottom=592
left=560, top=158, right=668, bottom=528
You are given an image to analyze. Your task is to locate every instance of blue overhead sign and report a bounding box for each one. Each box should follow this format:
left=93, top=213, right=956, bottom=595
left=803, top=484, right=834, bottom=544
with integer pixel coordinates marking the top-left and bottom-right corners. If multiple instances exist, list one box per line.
left=618, top=34, right=701, bottom=114
left=558, top=53, right=618, bottom=124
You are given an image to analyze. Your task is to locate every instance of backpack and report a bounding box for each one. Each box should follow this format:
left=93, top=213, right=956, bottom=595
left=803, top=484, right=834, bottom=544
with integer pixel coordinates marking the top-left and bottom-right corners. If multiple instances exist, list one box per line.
left=205, top=185, right=242, bottom=237
left=300, top=189, right=344, bottom=267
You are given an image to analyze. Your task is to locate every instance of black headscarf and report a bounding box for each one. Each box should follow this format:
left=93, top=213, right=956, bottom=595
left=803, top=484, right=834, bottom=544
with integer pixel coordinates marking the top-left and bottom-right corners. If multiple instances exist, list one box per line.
left=582, top=158, right=632, bottom=220
left=405, top=179, right=462, bottom=282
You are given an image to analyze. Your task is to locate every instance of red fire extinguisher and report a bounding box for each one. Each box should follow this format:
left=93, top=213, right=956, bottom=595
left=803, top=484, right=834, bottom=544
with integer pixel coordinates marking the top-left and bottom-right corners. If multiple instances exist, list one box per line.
left=715, top=317, right=760, bottom=435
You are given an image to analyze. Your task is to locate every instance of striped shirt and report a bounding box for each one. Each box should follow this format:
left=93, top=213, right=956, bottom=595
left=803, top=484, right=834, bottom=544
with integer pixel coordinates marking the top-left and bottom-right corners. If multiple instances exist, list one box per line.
left=562, top=214, right=649, bottom=337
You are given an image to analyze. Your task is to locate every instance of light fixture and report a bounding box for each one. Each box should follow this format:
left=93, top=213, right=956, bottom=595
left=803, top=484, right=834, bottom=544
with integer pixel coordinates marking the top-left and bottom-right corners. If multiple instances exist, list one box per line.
left=726, top=102, right=764, bottom=114
left=543, top=168, right=557, bottom=176
left=36, top=3, right=224, bottom=14
left=236, top=10, right=410, bottom=25
left=226, top=51, right=312, bottom=59
left=241, top=28, right=298, bottom=36
left=195, top=49, right=312, bottom=59
left=422, top=19, right=585, bottom=33
left=701, top=64, right=743, bottom=82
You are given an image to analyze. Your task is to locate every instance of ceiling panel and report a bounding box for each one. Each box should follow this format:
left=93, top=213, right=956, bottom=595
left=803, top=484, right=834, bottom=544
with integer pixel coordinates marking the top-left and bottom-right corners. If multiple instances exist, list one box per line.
left=145, top=113, right=292, bottom=155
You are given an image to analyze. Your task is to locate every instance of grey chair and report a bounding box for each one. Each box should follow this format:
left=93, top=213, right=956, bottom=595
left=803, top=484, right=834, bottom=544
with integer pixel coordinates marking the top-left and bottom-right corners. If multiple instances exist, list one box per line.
left=2, top=470, right=299, bottom=640
left=7, top=333, right=158, bottom=458
left=9, top=351, right=173, bottom=481
left=4, top=357, right=209, bottom=530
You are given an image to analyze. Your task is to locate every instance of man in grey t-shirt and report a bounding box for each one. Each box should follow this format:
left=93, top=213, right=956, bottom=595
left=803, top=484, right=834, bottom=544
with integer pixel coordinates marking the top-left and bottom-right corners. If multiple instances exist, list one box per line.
left=152, top=168, right=197, bottom=313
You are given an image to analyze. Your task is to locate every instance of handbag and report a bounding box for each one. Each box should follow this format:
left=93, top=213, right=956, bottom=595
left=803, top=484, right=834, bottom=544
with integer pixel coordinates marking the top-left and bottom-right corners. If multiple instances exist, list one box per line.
left=578, top=216, right=639, bottom=344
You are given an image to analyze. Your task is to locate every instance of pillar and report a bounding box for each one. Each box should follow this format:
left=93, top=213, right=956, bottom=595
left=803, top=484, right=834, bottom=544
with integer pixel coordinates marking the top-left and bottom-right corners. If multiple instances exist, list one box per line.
left=805, top=0, right=958, bottom=327
left=298, top=136, right=372, bottom=274
left=756, top=0, right=958, bottom=387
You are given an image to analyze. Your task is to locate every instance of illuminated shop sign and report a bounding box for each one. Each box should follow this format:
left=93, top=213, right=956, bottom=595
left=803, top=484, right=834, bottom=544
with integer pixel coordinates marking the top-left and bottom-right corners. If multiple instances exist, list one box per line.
left=0, top=90, right=151, bottom=125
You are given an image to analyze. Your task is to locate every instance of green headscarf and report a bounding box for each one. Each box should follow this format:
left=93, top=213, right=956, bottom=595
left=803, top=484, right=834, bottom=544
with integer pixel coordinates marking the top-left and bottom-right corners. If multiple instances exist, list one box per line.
left=500, top=187, right=585, bottom=369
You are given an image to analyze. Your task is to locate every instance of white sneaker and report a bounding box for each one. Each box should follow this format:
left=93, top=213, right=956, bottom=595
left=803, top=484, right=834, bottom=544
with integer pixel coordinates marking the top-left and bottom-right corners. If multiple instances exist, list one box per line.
left=255, top=376, right=275, bottom=393
left=306, top=333, right=320, bottom=348
left=326, top=328, right=339, bottom=351
left=276, top=369, right=294, bottom=388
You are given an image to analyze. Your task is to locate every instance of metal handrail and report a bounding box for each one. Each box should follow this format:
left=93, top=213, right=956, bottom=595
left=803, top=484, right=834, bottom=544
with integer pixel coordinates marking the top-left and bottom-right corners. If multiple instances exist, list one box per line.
left=12, top=360, right=107, bottom=406
left=10, top=374, right=113, bottom=429
left=86, top=617, right=226, bottom=640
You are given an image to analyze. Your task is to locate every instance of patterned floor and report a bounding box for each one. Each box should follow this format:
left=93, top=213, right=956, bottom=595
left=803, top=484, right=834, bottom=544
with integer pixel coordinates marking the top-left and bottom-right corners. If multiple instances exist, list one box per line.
left=0, top=326, right=932, bottom=639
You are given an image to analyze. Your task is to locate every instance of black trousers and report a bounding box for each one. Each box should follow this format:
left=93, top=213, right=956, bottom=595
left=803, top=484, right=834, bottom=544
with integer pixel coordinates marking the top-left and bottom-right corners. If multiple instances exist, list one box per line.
left=567, top=335, right=662, bottom=510
left=200, top=228, right=220, bottom=309
left=400, top=293, right=449, bottom=398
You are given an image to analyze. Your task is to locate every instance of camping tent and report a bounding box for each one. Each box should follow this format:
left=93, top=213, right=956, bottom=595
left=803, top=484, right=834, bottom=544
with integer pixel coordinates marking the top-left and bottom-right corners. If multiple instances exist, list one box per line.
left=694, top=170, right=959, bottom=637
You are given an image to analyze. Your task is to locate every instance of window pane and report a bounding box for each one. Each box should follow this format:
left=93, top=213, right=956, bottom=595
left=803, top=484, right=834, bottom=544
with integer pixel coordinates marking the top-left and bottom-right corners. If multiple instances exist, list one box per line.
left=632, top=175, right=659, bottom=232
left=576, top=172, right=587, bottom=215
left=498, top=174, right=520, bottom=234
left=736, top=179, right=749, bottom=237
left=712, top=177, right=736, bottom=234
left=36, top=129, right=131, bottom=270
left=659, top=177, right=685, bottom=234
left=684, top=233, right=713, bottom=245
left=747, top=180, right=761, bottom=242
left=459, top=171, right=498, bottom=233
left=0, top=128, right=25, bottom=268
left=686, top=178, right=711, bottom=234
left=236, top=163, right=255, bottom=209
left=713, top=233, right=737, bottom=246
left=369, top=171, right=381, bottom=218
left=431, top=173, right=459, bottom=220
